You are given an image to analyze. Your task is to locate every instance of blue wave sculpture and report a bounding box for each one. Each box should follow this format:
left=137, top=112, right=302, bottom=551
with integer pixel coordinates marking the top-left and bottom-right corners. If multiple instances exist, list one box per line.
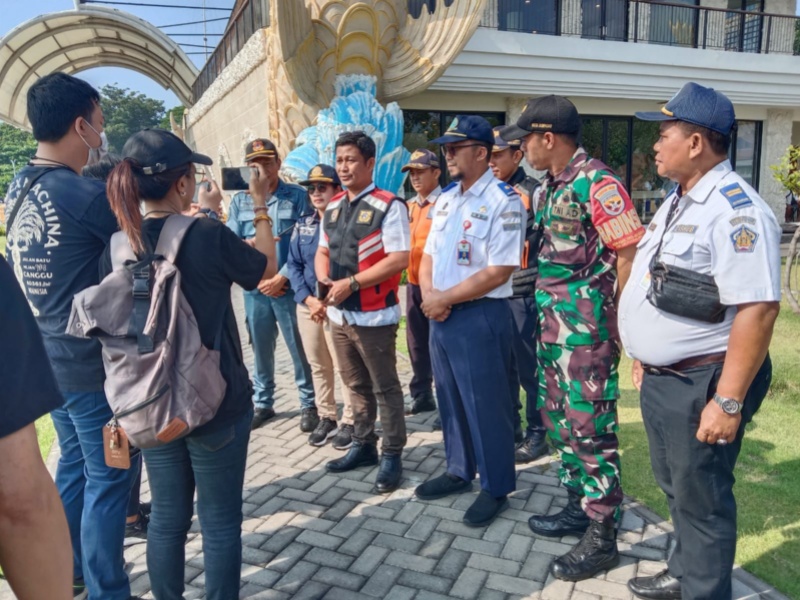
left=282, top=74, right=410, bottom=195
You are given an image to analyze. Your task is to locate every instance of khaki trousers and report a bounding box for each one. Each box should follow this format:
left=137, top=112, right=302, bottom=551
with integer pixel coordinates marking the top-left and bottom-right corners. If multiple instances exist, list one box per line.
left=296, top=304, right=353, bottom=425
left=330, top=320, right=407, bottom=454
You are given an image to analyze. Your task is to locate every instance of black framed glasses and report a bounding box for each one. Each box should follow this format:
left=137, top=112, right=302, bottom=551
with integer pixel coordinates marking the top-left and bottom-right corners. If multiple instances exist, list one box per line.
left=442, top=143, right=484, bottom=157
left=306, top=183, right=332, bottom=193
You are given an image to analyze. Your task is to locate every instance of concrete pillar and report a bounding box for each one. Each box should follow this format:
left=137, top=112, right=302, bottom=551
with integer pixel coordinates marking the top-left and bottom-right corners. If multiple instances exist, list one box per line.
left=759, top=109, right=793, bottom=220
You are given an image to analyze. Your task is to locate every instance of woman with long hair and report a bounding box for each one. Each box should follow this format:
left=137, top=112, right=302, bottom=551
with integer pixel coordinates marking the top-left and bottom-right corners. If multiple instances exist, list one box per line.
left=286, top=164, right=355, bottom=450
left=102, top=129, right=276, bottom=600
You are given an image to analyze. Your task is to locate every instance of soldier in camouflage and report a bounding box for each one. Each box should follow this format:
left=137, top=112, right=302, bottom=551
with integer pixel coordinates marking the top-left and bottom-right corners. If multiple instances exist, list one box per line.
left=501, top=95, right=644, bottom=582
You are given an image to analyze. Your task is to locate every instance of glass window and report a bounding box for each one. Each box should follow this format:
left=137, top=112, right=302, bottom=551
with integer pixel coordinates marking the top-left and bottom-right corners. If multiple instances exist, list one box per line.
left=581, top=0, right=627, bottom=40
left=725, top=0, right=764, bottom=52
left=498, top=0, right=559, bottom=35
left=648, top=0, right=698, bottom=48
left=731, top=120, right=761, bottom=187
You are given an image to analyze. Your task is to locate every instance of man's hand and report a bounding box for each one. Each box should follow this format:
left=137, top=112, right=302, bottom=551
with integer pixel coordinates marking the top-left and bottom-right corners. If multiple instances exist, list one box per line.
left=632, top=359, right=643, bottom=392
left=696, top=400, right=742, bottom=445
left=198, top=178, right=223, bottom=213
left=305, top=296, right=327, bottom=323
left=258, top=274, right=288, bottom=297
left=249, top=164, right=273, bottom=205
left=324, top=278, right=354, bottom=306
left=183, top=203, right=201, bottom=217
left=421, top=289, right=452, bottom=322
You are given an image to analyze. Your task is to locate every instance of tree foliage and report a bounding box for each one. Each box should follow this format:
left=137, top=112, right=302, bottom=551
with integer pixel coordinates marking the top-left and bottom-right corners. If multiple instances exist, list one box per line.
left=770, top=145, right=800, bottom=196
left=0, top=124, right=37, bottom=199
left=100, top=84, right=165, bottom=153
left=159, top=105, right=186, bottom=131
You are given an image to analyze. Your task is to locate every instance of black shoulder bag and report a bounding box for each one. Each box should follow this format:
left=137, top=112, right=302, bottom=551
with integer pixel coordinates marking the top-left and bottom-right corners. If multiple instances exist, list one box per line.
left=646, top=197, right=727, bottom=323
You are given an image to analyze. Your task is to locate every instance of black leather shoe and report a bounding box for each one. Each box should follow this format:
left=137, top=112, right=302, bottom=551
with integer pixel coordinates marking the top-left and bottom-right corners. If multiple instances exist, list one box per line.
left=432, top=415, right=442, bottom=431
left=514, top=422, right=524, bottom=445
left=628, top=569, right=682, bottom=599
left=408, top=390, right=436, bottom=414
left=375, top=453, right=402, bottom=494
left=515, top=431, right=549, bottom=463
left=463, top=490, right=509, bottom=527
left=251, top=407, right=276, bottom=430
left=415, top=472, right=471, bottom=500
left=326, top=441, right=378, bottom=473
left=300, top=407, right=320, bottom=433
left=528, top=490, right=590, bottom=538
left=550, top=519, right=619, bottom=582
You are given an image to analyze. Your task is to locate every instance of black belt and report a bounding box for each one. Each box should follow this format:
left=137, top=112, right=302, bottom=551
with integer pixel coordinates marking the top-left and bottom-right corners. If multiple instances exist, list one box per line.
left=642, top=351, right=727, bottom=376
left=451, top=297, right=501, bottom=311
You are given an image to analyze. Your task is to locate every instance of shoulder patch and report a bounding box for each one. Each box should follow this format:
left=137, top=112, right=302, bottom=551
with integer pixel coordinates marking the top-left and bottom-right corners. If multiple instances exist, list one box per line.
left=498, top=182, right=518, bottom=198
left=719, top=183, right=753, bottom=209
left=591, top=178, right=627, bottom=216
left=442, top=181, right=458, bottom=193
left=731, top=224, right=758, bottom=253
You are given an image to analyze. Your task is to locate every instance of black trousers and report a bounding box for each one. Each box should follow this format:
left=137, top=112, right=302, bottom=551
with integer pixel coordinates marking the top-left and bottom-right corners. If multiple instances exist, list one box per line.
left=406, top=283, right=433, bottom=397
left=508, top=296, right=545, bottom=435
left=640, top=355, right=771, bottom=600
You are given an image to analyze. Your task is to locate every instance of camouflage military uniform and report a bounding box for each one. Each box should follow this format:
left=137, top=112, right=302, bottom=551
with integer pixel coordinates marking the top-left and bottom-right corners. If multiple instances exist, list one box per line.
left=535, top=148, right=645, bottom=522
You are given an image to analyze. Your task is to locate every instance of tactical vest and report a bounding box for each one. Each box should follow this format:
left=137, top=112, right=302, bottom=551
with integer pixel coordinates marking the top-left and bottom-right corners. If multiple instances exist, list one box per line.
left=323, top=188, right=402, bottom=312
left=508, top=168, right=541, bottom=298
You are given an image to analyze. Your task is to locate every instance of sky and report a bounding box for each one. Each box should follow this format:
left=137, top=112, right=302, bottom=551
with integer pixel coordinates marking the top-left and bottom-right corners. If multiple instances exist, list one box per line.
left=1, top=0, right=235, bottom=108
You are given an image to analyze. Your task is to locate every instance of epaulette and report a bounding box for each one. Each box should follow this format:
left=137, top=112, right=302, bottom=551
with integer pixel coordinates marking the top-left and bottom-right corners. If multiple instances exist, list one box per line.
left=371, top=188, right=396, bottom=203
left=498, top=181, right=519, bottom=198
left=719, top=183, right=753, bottom=209
left=441, top=181, right=458, bottom=193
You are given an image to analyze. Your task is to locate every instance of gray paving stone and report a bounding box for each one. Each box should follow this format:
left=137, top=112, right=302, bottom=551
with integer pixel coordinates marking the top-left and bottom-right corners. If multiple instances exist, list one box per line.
left=483, top=516, right=517, bottom=543
left=449, top=567, right=489, bottom=600
left=575, top=577, right=632, bottom=599
left=467, top=553, right=522, bottom=576
left=290, top=581, right=330, bottom=600
left=486, top=573, right=543, bottom=596
left=297, top=530, right=345, bottom=551
left=361, top=564, right=404, bottom=597
left=384, top=549, right=438, bottom=573
left=274, top=560, right=320, bottom=595
left=349, top=544, right=391, bottom=577
left=451, top=535, right=503, bottom=557
left=397, top=570, right=453, bottom=595
left=502, top=533, right=535, bottom=562
left=315, top=486, right=350, bottom=508
left=374, top=532, right=425, bottom=554
left=261, top=526, right=303, bottom=553
left=405, top=514, right=441, bottom=541
left=239, top=583, right=292, bottom=599
left=241, top=567, right=283, bottom=588
left=312, top=566, right=366, bottom=591
left=267, top=541, right=311, bottom=573
left=338, top=528, right=379, bottom=557
left=305, top=547, right=356, bottom=570
left=520, top=551, right=554, bottom=583
left=384, top=585, right=418, bottom=600
left=322, top=586, right=375, bottom=600
left=417, top=531, right=454, bottom=560
left=394, top=500, right=426, bottom=524
left=433, top=546, right=470, bottom=579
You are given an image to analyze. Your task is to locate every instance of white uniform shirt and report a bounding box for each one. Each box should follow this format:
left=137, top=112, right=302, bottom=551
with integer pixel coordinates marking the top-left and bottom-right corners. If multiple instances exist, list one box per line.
left=424, top=167, right=525, bottom=299
left=618, top=160, right=781, bottom=366
left=319, top=183, right=411, bottom=327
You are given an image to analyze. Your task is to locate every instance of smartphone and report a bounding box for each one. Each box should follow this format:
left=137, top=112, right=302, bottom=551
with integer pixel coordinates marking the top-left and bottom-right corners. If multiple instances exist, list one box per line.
left=315, top=281, right=331, bottom=300
left=221, top=166, right=253, bottom=191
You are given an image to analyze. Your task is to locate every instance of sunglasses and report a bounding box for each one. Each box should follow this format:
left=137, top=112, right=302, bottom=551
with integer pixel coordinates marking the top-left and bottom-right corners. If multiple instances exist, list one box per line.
left=306, top=183, right=332, bottom=193
left=443, top=143, right=484, bottom=157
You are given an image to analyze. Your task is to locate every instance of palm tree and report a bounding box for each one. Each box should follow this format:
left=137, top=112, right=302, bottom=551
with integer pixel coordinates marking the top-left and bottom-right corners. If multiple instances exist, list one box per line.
left=7, top=198, right=45, bottom=316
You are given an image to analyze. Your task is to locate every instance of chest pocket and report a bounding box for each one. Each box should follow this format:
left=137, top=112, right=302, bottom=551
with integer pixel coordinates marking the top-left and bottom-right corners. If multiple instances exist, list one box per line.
left=659, top=233, right=694, bottom=268
left=276, top=200, right=296, bottom=233
left=464, top=218, right=490, bottom=241
left=545, top=200, right=587, bottom=266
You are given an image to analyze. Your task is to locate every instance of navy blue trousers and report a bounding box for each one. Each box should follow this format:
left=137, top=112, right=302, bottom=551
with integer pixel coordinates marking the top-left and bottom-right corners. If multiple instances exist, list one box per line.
left=430, top=299, right=516, bottom=497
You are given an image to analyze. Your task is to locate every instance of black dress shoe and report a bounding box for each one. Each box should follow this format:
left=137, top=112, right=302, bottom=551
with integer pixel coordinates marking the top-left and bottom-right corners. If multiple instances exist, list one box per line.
left=409, top=390, right=436, bottom=414
left=528, top=491, right=590, bottom=538
left=550, top=519, right=619, bottom=582
left=251, top=407, right=276, bottom=430
left=326, top=441, right=378, bottom=473
left=432, top=415, right=442, bottom=431
left=375, top=453, right=402, bottom=493
left=415, top=472, right=471, bottom=500
left=515, top=431, right=550, bottom=463
left=628, top=569, right=682, bottom=599
left=300, top=407, right=320, bottom=432
left=463, top=490, right=509, bottom=527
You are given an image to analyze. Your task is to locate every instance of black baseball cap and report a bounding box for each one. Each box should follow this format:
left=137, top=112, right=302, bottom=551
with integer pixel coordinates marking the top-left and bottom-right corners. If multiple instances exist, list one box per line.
left=431, top=115, right=495, bottom=146
left=245, top=138, right=279, bottom=161
left=122, top=129, right=212, bottom=174
left=635, top=82, right=736, bottom=136
left=401, top=149, right=440, bottom=172
left=499, top=96, right=582, bottom=141
left=299, top=164, right=341, bottom=186
left=492, top=126, right=522, bottom=152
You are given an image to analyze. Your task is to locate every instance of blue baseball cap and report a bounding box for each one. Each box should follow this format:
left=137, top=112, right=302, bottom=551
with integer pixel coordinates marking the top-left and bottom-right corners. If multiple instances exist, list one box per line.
left=635, top=82, right=736, bottom=136
left=432, top=115, right=495, bottom=146
left=401, top=149, right=440, bottom=172
left=299, top=164, right=340, bottom=186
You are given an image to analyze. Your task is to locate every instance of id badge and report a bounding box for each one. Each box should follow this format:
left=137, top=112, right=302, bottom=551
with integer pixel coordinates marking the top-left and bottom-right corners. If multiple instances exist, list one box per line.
left=457, top=240, right=471, bottom=265
left=103, top=422, right=131, bottom=470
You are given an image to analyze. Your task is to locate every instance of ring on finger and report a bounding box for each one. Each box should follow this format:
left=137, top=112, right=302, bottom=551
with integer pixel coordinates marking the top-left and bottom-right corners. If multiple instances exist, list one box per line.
left=716, top=439, right=728, bottom=446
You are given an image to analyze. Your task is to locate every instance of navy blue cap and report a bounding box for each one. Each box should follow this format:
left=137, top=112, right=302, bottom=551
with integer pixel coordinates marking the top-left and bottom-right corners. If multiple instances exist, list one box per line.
left=492, top=126, right=522, bottom=152
left=635, top=82, right=736, bottom=136
left=299, top=164, right=340, bottom=186
left=402, top=149, right=440, bottom=172
left=431, top=115, right=495, bottom=146
left=122, top=129, right=212, bottom=175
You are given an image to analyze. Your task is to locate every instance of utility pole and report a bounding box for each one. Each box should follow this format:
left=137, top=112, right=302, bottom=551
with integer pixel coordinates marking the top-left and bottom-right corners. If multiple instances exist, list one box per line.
left=202, top=0, right=208, bottom=61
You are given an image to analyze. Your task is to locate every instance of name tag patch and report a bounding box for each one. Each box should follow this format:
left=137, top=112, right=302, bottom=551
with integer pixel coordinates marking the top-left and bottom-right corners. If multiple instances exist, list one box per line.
left=674, top=224, right=697, bottom=234
left=470, top=211, right=489, bottom=221
left=551, top=220, right=581, bottom=236
left=551, top=204, right=581, bottom=221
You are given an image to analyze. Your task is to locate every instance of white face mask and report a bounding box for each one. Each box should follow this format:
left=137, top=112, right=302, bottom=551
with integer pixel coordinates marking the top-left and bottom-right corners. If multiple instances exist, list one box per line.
left=79, top=120, right=109, bottom=167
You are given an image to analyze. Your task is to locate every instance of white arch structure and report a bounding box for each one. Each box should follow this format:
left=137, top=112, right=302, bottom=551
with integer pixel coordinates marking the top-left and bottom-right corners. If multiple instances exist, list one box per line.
left=0, top=4, right=198, bottom=130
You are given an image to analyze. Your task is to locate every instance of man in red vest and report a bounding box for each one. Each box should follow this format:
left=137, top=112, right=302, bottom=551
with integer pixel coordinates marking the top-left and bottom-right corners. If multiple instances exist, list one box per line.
left=315, top=131, right=411, bottom=494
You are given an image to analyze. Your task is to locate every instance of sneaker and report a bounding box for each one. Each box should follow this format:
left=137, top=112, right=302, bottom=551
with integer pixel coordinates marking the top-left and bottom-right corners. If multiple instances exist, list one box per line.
left=407, top=390, right=436, bottom=414
left=308, top=418, right=338, bottom=446
left=251, top=407, right=276, bottom=430
left=300, top=407, right=320, bottom=432
left=73, top=578, right=86, bottom=598
left=331, top=423, right=354, bottom=450
left=138, top=501, right=151, bottom=516
left=124, top=511, right=148, bottom=546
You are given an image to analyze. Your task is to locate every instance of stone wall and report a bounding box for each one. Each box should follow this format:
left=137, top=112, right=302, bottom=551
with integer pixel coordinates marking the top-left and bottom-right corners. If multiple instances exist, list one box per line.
left=760, top=109, right=794, bottom=219
left=185, top=30, right=271, bottom=182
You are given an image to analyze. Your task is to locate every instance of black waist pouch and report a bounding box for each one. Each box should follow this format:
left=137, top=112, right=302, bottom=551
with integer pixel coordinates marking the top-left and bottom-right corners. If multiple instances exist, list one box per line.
left=647, top=259, right=727, bottom=323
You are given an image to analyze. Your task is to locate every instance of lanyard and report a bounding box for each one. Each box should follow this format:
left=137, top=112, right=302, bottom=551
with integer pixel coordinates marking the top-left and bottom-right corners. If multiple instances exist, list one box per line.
left=653, top=193, right=682, bottom=261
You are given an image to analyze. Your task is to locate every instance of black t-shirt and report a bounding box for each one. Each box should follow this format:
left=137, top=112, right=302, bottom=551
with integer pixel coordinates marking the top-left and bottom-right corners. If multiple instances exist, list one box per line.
left=0, top=255, right=63, bottom=438
left=100, top=217, right=267, bottom=435
left=4, top=165, right=118, bottom=393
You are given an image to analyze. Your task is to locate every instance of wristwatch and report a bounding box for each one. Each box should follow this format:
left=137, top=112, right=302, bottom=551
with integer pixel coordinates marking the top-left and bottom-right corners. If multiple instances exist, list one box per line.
left=349, top=275, right=360, bottom=292
left=713, top=393, right=742, bottom=415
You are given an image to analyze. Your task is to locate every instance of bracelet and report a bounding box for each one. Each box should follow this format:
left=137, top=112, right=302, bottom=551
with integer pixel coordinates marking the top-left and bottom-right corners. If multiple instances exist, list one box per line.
left=253, top=206, right=268, bottom=213
left=253, top=214, right=273, bottom=227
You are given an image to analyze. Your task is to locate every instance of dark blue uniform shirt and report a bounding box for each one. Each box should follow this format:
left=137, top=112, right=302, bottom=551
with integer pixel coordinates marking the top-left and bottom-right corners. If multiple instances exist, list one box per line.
left=286, top=212, right=322, bottom=305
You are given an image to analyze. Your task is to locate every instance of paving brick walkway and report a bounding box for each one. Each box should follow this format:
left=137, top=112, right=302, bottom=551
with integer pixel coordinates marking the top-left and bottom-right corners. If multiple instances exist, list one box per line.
left=1, top=289, right=786, bottom=600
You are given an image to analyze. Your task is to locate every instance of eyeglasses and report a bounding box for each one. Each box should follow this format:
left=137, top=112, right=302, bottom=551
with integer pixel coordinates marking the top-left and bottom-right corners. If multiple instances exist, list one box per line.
left=306, top=183, right=332, bottom=193
left=442, top=144, right=484, bottom=157
left=193, top=168, right=207, bottom=184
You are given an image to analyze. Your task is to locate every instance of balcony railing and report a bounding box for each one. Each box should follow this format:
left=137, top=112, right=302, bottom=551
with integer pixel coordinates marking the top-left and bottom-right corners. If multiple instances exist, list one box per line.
left=191, top=0, right=270, bottom=102
left=480, top=0, right=800, bottom=55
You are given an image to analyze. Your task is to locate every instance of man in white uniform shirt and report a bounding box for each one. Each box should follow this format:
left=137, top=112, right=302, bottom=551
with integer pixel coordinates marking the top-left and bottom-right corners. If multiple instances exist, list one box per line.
left=619, top=82, right=781, bottom=600
left=413, top=115, right=526, bottom=527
